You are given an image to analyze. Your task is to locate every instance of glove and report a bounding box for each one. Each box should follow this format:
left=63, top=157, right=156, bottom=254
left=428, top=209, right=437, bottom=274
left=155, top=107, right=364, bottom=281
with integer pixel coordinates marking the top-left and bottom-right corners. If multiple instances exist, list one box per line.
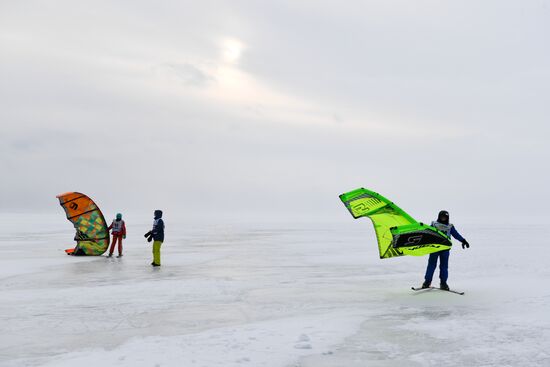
left=147, top=235, right=153, bottom=243
left=144, top=231, right=152, bottom=238
left=461, top=240, right=470, bottom=249
left=123, top=235, right=126, bottom=239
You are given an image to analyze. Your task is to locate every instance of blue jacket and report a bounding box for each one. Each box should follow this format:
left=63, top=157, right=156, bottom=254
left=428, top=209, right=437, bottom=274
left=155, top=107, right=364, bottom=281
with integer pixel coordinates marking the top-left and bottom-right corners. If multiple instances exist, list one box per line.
left=449, top=226, right=465, bottom=242
left=152, top=218, right=165, bottom=242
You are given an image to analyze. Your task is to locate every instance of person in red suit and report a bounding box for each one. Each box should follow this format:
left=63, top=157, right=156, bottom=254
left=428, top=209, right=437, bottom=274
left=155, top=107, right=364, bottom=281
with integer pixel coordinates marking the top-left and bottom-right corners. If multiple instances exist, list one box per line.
left=107, top=213, right=126, bottom=257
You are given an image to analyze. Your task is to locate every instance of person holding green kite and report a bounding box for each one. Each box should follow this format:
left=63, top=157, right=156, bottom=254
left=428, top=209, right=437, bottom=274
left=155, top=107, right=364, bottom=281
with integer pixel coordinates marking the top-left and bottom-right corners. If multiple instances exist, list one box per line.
left=422, top=210, right=469, bottom=290
left=340, top=188, right=470, bottom=294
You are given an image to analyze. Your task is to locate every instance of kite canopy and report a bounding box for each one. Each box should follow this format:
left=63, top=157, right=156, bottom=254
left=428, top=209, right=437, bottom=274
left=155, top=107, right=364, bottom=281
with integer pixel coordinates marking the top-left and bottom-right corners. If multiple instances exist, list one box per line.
left=56, top=192, right=109, bottom=256
left=339, top=188, right=452, bottom=259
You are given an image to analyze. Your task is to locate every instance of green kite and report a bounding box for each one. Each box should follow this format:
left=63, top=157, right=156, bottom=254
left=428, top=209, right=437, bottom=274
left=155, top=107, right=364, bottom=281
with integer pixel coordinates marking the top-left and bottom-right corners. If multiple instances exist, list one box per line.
left=339, top=188, right=451, bottom=259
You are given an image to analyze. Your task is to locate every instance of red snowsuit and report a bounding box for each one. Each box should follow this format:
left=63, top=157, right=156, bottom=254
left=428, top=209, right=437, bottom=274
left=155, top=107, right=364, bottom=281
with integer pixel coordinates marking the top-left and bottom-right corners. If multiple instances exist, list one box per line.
left=108, top=219, right=126, bottom=256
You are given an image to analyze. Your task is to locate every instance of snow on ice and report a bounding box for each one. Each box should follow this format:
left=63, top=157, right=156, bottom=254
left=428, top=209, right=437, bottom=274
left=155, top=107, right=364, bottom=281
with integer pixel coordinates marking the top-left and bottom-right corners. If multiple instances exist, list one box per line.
left=1, top=214, right=549, bottom=366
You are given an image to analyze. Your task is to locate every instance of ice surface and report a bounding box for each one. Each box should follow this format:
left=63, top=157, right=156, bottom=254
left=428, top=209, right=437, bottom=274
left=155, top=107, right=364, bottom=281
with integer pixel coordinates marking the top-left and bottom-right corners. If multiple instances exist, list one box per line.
left=1, top=214, right=549, bottom=366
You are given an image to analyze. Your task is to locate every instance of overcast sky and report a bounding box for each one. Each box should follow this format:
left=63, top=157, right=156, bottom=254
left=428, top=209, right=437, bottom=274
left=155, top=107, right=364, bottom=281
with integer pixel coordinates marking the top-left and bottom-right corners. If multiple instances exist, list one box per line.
left=1, top=1, right=549, bottom=223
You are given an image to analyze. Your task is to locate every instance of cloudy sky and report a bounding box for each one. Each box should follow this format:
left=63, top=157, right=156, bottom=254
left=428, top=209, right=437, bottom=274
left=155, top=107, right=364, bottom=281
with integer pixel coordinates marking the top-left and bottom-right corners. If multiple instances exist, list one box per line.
left=1, top=1, right=549, bottom=223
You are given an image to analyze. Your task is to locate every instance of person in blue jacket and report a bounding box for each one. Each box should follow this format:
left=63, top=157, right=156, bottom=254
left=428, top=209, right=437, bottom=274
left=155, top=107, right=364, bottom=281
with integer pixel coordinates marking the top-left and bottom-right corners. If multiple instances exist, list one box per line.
left=144, top=210, right=165, bottom=267
left=422, top=210, right=469, bottom=290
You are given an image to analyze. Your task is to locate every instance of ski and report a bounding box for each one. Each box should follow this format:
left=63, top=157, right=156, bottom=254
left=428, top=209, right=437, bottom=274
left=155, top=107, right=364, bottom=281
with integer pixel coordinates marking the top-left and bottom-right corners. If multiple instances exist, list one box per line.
left=411, top=286, right=464, bottom=295
left=411, top=286, right=436, bottom=293
left=443, top=288, right=465, bottom=295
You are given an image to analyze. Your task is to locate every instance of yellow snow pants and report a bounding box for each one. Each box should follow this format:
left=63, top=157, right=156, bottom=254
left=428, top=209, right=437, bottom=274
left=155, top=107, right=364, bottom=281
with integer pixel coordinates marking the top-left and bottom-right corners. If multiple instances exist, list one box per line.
left=153, top=241, right=163, bottom=265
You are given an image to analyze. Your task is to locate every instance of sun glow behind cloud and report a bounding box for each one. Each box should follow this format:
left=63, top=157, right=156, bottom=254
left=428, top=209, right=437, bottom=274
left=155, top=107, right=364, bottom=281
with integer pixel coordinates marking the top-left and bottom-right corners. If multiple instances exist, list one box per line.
left=221, top=38, right=245, bottom=65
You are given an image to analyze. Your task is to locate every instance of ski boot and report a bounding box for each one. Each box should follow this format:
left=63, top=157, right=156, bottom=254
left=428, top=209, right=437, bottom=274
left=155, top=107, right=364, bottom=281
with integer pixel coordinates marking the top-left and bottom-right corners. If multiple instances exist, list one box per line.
left=440, top=282, right=450, bottom=291
left=421, top=281, right=431, bottom=289
left=116, top=254, right=123, bottom=258
left=107, top=253, right=113, bottom=257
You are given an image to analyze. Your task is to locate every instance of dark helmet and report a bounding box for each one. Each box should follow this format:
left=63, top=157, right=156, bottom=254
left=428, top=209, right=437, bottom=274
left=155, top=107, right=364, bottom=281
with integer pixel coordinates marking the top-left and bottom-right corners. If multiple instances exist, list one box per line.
left=438, top=210, right=449, bottom=225
left=154, top=210, right=163, bottom=219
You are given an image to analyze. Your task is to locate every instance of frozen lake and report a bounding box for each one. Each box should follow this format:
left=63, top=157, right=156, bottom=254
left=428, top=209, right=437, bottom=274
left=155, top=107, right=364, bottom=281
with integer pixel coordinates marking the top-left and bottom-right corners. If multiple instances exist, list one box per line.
left=1, top=214, right=549, bottom=366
